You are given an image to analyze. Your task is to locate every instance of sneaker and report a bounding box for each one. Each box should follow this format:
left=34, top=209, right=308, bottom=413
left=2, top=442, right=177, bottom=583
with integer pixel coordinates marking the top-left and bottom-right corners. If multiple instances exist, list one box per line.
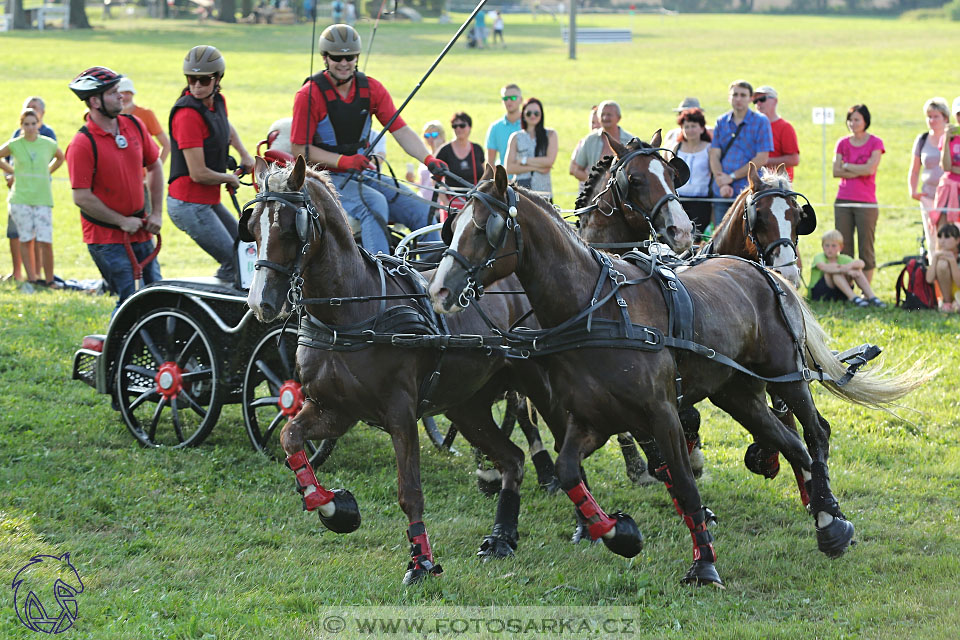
left=850, top=296, right=869, bottom=308
left=868, top=297, right=887, bottom=308
left=17, top=281, right=35, bottom=294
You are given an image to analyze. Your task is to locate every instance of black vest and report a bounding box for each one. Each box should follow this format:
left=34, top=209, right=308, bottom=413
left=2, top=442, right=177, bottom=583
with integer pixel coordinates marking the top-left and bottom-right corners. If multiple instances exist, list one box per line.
left=168, top=91, right=230, bottom=185
left=303, top=71, right=371, bottom=155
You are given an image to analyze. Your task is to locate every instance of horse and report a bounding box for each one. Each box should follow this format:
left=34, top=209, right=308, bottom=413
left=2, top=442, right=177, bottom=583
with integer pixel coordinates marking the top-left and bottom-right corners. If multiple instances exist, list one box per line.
left=241, top=156, right=556, bottom=585
left=429, top=165, right=929, bottom=586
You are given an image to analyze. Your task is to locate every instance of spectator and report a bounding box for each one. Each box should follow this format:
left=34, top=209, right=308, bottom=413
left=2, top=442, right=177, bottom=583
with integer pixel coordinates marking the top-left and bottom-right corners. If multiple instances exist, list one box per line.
left=492, top=10, right=505, bottom=47
left=927, top=223, right=960, bottom=312
left=673, top=108, right=712, bottom=234
left=436, top=112, right=485, bottom=187
left=933, top=96, right=960, bottom=253
left=752, top=85, right=799, bottom=180
left=5, top=97, right=56, bottom=285
left=505, top=97, right=559, bottom=200
left=66, top=67, right=163, bottom=311
left=809, top=229, right=884, bottom=307
left=486, top=83, right=522, bottom=168
left=474, top=9, right=487, bottom=49
left=664, top=97, right=704, bottom=150
left=345, top=0, right=355, bottom=25
left=406, top=121, right=446, bottom=201
left=832, top=104, right=884, bottom=284
left=0, top=108, right=64, bottom=290
left=331, top=0, right=343, bottom=22
left=119, top=78, right=171, bottom=165
left=569, top=105, right=600, bottom=190
left=570, top=100, right=634, bottom=183
left=908, top=97, right=948, bottom=253
left=709, top=80, right=773, bottom=226
left=168, top=46, right=254, bottom=284
left=290, top=24, right=445, bottom=255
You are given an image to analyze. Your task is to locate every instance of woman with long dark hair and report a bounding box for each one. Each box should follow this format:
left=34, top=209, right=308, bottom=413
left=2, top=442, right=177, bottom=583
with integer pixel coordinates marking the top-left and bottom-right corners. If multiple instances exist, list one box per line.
left=673, top=108, right=713, bottom=234
left=505, top=97, right=558, bottom=200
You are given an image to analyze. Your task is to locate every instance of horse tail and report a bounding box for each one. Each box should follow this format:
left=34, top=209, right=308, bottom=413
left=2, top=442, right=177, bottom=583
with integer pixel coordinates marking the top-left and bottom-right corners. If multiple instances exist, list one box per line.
left=794, top=294, right=938, bottom=409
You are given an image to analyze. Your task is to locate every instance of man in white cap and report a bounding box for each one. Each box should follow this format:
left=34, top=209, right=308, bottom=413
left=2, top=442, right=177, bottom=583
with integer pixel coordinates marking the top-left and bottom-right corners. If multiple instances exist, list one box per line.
left=752, top=85, right=799, bottom=180
left=118, top=77, right=171, bottom=164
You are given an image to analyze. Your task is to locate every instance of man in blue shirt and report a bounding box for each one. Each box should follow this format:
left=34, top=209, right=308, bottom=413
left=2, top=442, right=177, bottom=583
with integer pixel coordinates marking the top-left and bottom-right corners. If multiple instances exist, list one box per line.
left=485, top=83, right=522, bottom=168
left=708, top=80, right=773, bottom=225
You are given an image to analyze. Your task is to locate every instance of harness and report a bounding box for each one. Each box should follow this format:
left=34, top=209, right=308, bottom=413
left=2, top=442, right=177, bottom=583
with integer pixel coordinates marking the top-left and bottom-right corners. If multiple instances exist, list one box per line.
left=303, top=71, right=372, bottom=156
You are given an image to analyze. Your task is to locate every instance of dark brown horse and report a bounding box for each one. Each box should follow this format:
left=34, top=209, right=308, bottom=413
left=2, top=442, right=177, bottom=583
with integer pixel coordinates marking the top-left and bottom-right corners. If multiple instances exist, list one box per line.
left=241, top=156, right=555, bottom=585
left=429, top=165, right=927, bottom=586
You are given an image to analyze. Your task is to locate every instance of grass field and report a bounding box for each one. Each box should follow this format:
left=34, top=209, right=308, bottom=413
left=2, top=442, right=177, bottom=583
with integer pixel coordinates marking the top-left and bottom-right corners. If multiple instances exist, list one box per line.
left=2, top=12, right=960, bottom=640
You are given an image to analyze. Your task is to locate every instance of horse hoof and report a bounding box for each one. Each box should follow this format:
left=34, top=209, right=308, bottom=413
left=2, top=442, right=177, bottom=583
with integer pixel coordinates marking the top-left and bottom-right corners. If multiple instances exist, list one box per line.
left=402, top=558, right=443, bottom=586
left=476, top=475, right=501, bottom=497
left=318, top=489, right=361, bottom=534
left=531, top=451, right=560, bottom=494
left=682, top=561, right=724, bottom=588
left=477, top=534, right=517, bottom=561
left=601, top=512, right=644, bottom=558
left=744, top=443, right=780, bottom=479
left=817, top=517, right=854, bottom=558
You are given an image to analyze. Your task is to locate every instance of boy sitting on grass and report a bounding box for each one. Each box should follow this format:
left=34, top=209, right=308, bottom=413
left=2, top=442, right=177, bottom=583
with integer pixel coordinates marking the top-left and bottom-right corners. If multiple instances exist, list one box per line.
left=810, top=229, right=886, bottom=308
left=927, top=223, right=960, bottom=312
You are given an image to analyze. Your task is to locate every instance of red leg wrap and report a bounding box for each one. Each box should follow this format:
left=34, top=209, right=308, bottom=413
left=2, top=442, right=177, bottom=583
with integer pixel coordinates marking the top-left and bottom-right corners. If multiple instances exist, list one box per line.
left=566, top=482, right=616, bottom=540
left=658, top=465, right=685, bottom=517
left=407, top=521, right=435, bottom=564
left=683, top=508, right=718, bottom=563
left=686, top=439, right=698, bottom=455
left=286, top=450, right=334, bottom=511
left=766, top=452, right=781, bottom=476
left=795, top=470, right=811, bottom=507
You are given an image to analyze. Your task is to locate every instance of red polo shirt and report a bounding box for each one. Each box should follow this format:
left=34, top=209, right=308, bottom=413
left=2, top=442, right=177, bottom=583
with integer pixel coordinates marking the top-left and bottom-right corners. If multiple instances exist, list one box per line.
left=168, top=94, right=229, bottom=205
left=67, top=114, right=159, bottom=245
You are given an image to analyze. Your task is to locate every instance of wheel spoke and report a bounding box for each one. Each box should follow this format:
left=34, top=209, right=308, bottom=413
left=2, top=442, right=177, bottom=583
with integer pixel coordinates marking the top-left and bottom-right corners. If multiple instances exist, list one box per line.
left=254, top=359, right=284, bottom=389
left=263, top=412, right=286, bottom=445
left=175, top=331, right=200, bottom=369
left=181, top=368, right=214, bottom=382
left=178, top=389, right=208, bottom=418
left=170, top=397, right=184, bottom=443
left=147, top=396, right=168, bottom=442
left=164, top=315, right=178, bottom=358
left=276, top=333, right=295, bottom=378
left=123, top=363, right=158, bottom=380
left=139, top=327, right=164, bottom=366
left=128, top=388, right=159, bottom=411
left=250, top=396, right=279, bottom=409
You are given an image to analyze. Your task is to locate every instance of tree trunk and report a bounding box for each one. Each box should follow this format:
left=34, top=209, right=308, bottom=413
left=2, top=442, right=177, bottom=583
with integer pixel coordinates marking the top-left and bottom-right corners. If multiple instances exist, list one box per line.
left=12, top=0, right=29, bottom=29
left=241, top=0, right=251, bottom=18
left=219, top=0, right=235, bottom=22
left=70, top=0, right=92, bottom=28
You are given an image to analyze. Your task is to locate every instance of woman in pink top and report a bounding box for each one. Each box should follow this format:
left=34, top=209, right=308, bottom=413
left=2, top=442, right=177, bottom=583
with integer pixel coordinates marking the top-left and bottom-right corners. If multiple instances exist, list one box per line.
left=933, top=96, right=960, bottom=251
left=833, top=104, right=884, bottom=283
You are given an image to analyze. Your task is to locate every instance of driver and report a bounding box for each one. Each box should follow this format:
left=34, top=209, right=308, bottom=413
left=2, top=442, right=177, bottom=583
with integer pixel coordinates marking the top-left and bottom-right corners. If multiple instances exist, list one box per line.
left=290, top=24, right=446, bottom=256
left=167, top=45, right=254, bottom=283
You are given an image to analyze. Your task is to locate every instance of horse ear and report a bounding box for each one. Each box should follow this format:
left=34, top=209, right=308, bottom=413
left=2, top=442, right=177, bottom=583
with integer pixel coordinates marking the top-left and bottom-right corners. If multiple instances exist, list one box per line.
left=481, top=162, right=494, bottom=181
left=650, top=129, right=662, bottom=148
left=494, top=164, right=508, bottom=194
left=603, top=131, right=626, bottom=158
left=289, top=155, right=306, bottom=190
left=254, top=156, right=269, bottom=189
left=747, top=162, right=761, bottom=190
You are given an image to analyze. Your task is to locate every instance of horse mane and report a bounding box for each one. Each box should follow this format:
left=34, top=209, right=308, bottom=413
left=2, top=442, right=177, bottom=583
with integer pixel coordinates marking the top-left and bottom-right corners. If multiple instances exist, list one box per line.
left=512, top=182, right=592, bottom=252
left=573, top=137, right=650, bottom=209
left=261, top=162, right=351, bottom=228
left=712, top=166, right=793, bottom=238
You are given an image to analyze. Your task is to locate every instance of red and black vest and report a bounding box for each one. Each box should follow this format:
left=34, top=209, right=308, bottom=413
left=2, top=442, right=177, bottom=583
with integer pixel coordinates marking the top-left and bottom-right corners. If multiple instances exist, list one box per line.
left=303, top=71, right=371, bottom=155
left=168, top=91, right=230, bottom=184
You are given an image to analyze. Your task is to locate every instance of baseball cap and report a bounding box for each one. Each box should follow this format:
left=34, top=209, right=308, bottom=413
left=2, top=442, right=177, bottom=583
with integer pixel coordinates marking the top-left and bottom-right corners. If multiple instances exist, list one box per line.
left=674, top=97, right=702, bottom=112
left=753, top=85, right=778, bottom=99
left=117, top=77, right=136, bottom=94
left=953, top=96, right=960, bottom=115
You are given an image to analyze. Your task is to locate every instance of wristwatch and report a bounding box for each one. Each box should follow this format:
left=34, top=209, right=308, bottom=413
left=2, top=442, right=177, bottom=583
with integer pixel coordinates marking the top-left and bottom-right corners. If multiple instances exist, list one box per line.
left=728, top=172, right=736, bottom=181
left=520, top=156, right=528, bottom=166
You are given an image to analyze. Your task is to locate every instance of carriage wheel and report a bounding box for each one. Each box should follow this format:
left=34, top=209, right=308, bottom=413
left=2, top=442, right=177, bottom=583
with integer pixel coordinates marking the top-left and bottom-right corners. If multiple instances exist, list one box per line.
left=242, top=327, right=336, bottom=467
left=115, top=308, right=221, bottom=448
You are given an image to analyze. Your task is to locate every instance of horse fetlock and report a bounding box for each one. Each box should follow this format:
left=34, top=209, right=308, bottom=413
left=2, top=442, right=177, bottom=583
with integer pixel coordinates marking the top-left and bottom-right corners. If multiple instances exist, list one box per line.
left=286, top=450, right=334, bottom=512
left=403, top=521, right=443, bottom=585
left=530, top=450, right=560, bottom=493
left=600, top=512, right=644, bottom=558
left=744, top=443, right=781, bottom=479
left=566, top=482, right=616, bottom=540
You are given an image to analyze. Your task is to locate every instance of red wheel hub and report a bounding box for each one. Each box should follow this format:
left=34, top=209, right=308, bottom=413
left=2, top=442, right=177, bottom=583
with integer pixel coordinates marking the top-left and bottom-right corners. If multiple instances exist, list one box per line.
left=277, top=380, right=304, bottom=418
left=155, top=362, right=184, bottom=400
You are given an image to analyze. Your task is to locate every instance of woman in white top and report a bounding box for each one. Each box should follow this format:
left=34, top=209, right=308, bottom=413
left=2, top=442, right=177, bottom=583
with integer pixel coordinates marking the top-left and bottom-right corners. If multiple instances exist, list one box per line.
left=406, top=120, right=446, bottom=201
left=907, top=97, right=949, bottom=253
left=673, top=108, right=713, bottom=234
left=505, top=97, right=558, bottom=201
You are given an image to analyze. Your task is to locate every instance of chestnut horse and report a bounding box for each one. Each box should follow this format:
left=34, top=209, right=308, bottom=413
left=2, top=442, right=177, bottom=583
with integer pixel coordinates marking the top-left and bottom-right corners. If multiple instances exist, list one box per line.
left=429, top=165, right=928, bottom=586
left=241, top=156, right=556, bottom=585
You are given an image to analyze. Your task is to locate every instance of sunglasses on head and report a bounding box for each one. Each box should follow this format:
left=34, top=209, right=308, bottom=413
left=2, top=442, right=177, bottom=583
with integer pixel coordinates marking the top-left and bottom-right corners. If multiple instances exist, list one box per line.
left=524, top=110, right=541, bottom=117
left=753, top=96, right=768, bottom=104
left=186, top=75, right=216, bottom=87
left=423, top=131, right=440, bottom=138
left=501, top=95, right=520, bottom=102
left=327, top=54, right=357, bottom=63
left=451, top=122, right=468, bottom=129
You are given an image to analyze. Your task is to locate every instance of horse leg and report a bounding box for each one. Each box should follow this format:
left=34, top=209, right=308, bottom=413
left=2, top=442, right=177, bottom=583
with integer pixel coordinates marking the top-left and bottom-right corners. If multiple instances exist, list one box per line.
left=570, top=465, right=601, bottom=545
left=617, top=433, right=653, bottom=485
left=743, top=394, right=794, bottom=480
left=556, top=417, right=643, bottom=559
left=512, top=393, right=560, bottom=493
left=769, top=382, right=855, bottom=558
left=280, top=400, right=361, bottom=534
left=447, top=399, right=526, bottom=562
left=626, top=404, right=702, bottom=486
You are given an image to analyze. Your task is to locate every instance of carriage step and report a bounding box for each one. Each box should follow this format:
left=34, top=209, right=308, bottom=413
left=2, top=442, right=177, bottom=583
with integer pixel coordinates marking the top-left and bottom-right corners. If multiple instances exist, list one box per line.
left=72, top=348, right=101, bottom=389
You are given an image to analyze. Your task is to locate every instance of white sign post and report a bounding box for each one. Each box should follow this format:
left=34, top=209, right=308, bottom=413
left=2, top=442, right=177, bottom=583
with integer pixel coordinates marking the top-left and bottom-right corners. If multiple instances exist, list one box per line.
left=813, top=107, right=835, bottom=205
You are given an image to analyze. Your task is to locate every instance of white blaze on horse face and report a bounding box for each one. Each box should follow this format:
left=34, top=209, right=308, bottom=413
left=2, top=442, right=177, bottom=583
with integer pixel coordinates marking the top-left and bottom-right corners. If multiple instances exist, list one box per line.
left=648, top=160, right=693, bottom=249
left=246, top=207, right=273, bottom=318
left=429, top=202, right=475, bottom=310
left=769, top=196, right=801, bottom=287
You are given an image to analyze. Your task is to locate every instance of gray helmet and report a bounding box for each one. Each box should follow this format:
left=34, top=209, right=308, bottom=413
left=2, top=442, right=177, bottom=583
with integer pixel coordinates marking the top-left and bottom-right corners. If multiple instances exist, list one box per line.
left=319, top=24, right=361, bottom=56
left=183, top=45, right=225, bottom=78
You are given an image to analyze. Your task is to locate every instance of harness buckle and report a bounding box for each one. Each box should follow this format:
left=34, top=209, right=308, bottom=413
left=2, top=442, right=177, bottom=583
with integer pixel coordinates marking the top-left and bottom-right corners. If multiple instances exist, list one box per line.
left=458, top=334, right=485, bottom=347
left=390, top=333, right=418, bottom=346
left=362, top=329, right=376, bottom=344
left=617, top=297, right=627, bottom=308
left=643, top=328, right=659, bottom=345
left=329, top=298, right=342, bottom=306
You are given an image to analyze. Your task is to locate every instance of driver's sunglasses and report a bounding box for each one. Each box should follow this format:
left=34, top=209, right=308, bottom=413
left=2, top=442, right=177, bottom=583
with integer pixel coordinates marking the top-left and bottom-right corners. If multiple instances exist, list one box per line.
left=501, top=95, right=520, bottom=102
left=186, top=75, right=216, bottom=87
left=753, top=96, right=768, bottom=104
left=327, top=54, right=357, bottom=63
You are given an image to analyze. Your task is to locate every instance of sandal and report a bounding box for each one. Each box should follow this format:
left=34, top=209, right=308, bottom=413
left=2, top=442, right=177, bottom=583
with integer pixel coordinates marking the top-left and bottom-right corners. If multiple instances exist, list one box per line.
left=867, top=297, right=887, bottom=308
left=941, top=301, right=956, bottom=313
left=850, top=296, right=870, bottom=308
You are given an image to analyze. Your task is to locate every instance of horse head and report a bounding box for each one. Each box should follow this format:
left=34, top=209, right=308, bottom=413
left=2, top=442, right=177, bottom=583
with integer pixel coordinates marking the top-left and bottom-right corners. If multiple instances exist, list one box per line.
left=430, top=164, right=525, bottom=313
left=241, top=155, right=346, bottom=323
left=587, top=131, right=694, bottom=253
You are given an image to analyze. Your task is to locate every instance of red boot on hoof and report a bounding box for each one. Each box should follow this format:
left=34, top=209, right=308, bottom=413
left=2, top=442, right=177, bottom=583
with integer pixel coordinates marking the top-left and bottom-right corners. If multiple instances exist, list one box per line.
left=681, top=506, right=723, bottom=588
left=286, top=450, right=334, bottom=511
left=402, top=522, right=443, bottom=585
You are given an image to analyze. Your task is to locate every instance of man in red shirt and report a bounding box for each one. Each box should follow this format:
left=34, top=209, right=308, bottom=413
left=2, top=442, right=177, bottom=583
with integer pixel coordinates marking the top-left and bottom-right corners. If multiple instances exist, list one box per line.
left=752, top=85, right=800, bottom=181
left=66, top=67, right=163, bottom=310
left=290, top=24, right=446, bottom=255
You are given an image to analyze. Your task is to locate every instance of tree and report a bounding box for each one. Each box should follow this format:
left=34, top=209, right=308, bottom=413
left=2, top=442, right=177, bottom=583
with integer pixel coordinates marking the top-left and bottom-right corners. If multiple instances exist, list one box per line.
left=9, top=0, right=28, bottom=29
left=219, top=0, right=236, bottom=22
left=70, top=0, right=92, bottom=28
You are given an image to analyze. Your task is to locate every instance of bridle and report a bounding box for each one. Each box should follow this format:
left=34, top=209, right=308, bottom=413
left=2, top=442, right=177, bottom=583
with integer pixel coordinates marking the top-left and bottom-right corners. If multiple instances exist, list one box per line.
left=439, top=180, right=523, bottom=308
left=743, top=186, right=817, bottom=268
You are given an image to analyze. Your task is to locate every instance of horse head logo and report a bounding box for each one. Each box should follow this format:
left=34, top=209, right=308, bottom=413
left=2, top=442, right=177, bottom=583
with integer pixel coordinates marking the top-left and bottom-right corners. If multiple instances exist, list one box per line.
left=12, top=552, right=84, bottom=634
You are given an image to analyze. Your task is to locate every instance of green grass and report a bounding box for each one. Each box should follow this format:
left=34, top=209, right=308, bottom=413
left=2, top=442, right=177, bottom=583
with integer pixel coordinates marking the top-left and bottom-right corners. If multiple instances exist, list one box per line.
left=2, top=13, right=960, bottom=639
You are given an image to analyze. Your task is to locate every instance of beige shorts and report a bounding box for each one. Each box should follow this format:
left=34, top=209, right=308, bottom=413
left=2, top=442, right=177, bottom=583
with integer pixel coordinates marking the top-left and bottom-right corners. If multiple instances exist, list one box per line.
left=8, top=204, right=52, bottom=243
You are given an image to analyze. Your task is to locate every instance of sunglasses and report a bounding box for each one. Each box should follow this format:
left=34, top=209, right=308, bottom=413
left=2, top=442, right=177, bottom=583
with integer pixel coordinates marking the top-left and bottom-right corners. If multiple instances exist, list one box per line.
left=186, top=75, right=216, bottom=87
left=451, top=123, right=469, bottom=129
left=423, top=131, right=440, bottom=138
left=753, top=96, right=768, bottom=104
left=327, top=54, right=357, bottom=63
left=524, top=110, right=541, bottom=117
left=501, top=95, right=520, bottom=102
